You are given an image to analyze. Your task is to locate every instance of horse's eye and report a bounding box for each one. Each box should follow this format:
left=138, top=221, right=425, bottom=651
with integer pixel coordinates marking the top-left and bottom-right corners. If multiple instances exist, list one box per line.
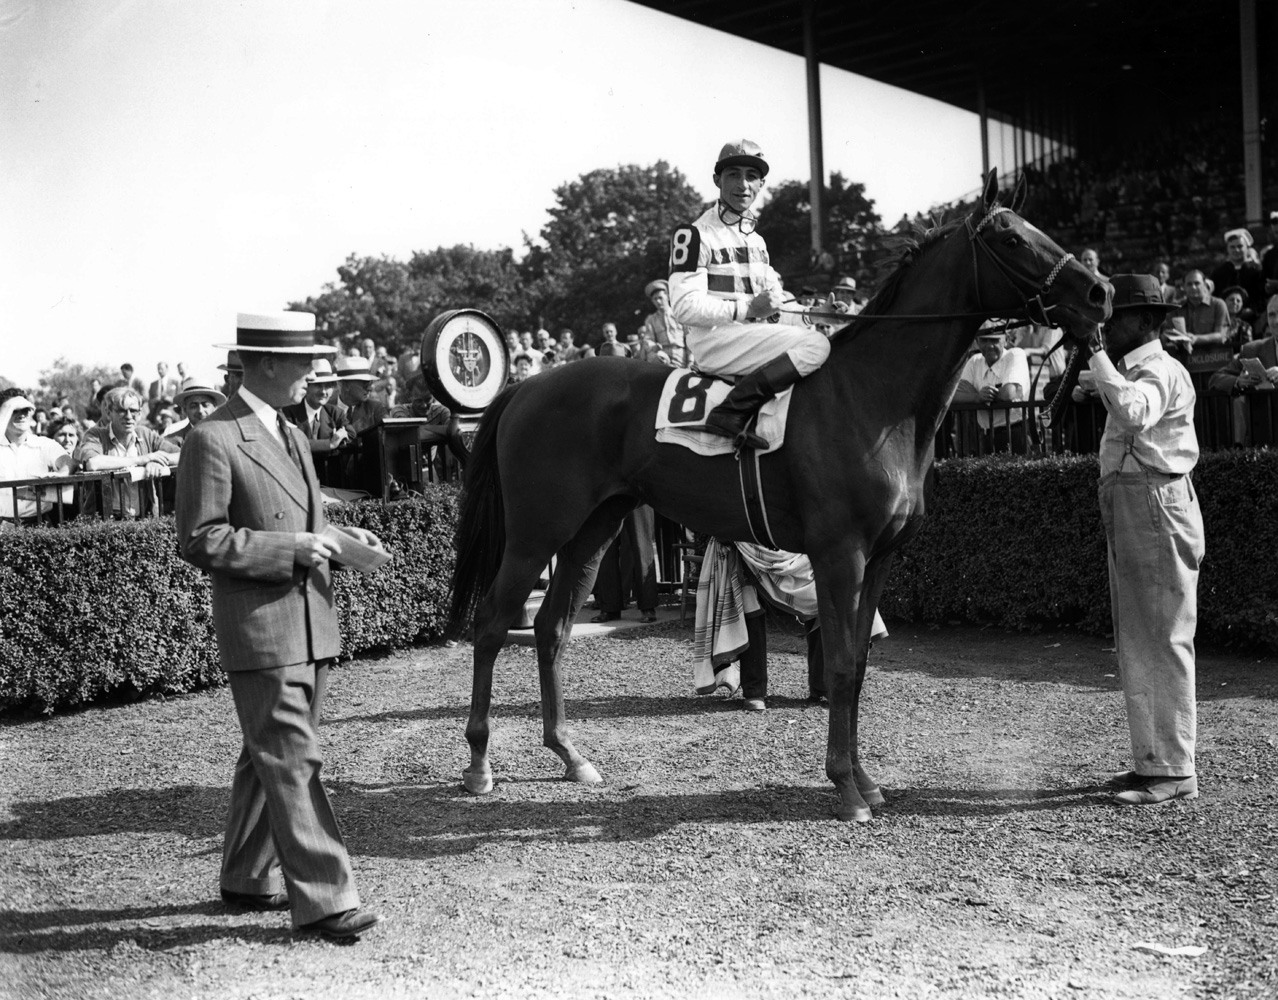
left=1003, top=235, right=1024, bottom=248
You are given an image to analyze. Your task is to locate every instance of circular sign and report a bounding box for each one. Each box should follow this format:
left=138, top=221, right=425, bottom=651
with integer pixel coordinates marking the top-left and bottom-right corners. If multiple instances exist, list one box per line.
left=420, top=309, right=510, bottom=413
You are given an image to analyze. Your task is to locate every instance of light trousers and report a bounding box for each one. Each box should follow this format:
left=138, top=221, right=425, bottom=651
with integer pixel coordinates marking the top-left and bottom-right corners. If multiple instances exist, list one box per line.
left=1099, top=470, right=1204, bottom=777
left=686, top=322, right=830, bottom=378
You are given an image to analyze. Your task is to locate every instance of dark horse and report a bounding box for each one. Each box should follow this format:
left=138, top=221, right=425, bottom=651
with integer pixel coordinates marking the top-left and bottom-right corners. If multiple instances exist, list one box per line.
left=448, top=171, right=1111, bottom=821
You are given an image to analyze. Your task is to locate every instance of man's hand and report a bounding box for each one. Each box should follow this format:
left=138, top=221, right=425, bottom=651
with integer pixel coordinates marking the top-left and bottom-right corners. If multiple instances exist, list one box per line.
left=140, top=461, right=168, bottom=479
left=145, top=450, right=177, bottom=467
left=1237, top=369, right=1262, bottom=390
left=330, top=427, right=350, bottom=448
left=1266, top=366, right=1278, bottom=384
left=977, top=384, right=1000, bottom=403
left=341, top=526, right=385, bottom=551
left=745, top=288, right=786, bottom=320
left=294, top=531, right=340, bottom=569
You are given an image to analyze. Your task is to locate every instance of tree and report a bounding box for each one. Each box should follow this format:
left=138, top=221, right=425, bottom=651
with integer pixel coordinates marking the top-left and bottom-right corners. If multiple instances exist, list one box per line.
left=525, top=161, right=707, bottom=344
left=756, top=173, right=888, bottom=290
left=36, top=357, right=118, bottom=414
left=291, top=246, right=532, bottom=357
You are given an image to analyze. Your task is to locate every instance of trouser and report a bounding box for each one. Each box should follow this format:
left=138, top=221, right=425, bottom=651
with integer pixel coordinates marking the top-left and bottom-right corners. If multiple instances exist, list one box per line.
left=594, top=505, right=658, bottom=613
left=224, top=661, right=359, bottom=925
left=1099, top=470, right=1204, bottom=777
left=739, top=612, right=768, bottom=700
left=686, top=321, right=830, bottom=378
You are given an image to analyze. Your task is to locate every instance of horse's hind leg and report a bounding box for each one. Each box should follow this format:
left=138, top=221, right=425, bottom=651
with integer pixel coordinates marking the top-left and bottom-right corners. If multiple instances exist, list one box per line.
left=534, top=498, right=634, bottom=784
left=464, top=545, right=550, bottom=795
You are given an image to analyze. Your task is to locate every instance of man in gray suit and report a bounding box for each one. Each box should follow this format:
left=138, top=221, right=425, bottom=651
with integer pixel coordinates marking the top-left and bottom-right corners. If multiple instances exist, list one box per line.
left=176, top=311, right=386, bottom=940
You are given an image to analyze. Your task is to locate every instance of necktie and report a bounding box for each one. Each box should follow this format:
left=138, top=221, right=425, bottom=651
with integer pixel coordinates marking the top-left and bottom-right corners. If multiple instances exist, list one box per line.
left=277, top=413, right=305, bottom=476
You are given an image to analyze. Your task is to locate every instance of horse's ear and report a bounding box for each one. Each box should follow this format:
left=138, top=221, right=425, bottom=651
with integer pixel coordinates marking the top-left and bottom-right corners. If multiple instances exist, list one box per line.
left=980, top=169, right=998, bottom=210
left=1010, top=173, right=1027, bottom=213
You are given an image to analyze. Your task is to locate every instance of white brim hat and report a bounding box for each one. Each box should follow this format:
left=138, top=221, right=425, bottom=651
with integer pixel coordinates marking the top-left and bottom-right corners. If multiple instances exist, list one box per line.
left=173, top=378, right=227, bottom=408
left=214, top=311, right=336, bottom=355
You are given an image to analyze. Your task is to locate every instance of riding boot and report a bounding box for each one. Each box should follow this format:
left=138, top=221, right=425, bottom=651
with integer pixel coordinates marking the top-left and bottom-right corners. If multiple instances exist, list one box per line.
left=704, top=354, right=803, bottom=451
left=806, top=620, right=825, bottom=701
left=739, top=612, right=768, bottom=709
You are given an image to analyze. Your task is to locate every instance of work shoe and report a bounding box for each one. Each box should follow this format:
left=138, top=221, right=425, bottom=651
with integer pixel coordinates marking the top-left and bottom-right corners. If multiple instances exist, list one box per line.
left=1104, top=769, right=1143, bottom=790
left=1114, top=775, right=1198, bottom=806
left=742, top=697, right=766, bottom=712
left=298, top=907, right=385, bottom=941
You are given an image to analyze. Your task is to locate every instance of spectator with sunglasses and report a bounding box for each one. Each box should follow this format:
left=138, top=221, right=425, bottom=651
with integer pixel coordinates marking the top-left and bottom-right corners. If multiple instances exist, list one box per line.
left=76, top=387, right=178, bottom=517
left=0, top=388, right=73, bottom=524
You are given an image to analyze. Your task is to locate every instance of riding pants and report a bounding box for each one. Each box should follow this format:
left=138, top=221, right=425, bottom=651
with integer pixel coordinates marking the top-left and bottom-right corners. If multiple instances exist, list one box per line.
left=686, top=322, right=830, bottom=378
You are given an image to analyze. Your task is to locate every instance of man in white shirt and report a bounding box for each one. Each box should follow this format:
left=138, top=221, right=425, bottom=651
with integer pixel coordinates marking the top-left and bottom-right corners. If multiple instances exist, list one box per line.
left=0, top=389, right=72, bottom=523
left=954, top=325, right=1031, bottom=452
left=1086, top=274, right=1203, bottom=807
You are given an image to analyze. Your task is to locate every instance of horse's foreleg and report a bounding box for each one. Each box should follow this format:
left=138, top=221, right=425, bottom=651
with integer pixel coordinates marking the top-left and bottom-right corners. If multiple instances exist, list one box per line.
left=464, top=550, right=548, bottom=795
left=535, top=499, right=633, bottom=785
left=813, top=543, right=872, bottom=822
left=849, top=551, right=897, bottom=809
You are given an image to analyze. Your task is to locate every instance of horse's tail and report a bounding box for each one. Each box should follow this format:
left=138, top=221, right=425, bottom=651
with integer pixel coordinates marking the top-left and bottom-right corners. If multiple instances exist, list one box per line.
left=447, top=382, right=522, bottom=637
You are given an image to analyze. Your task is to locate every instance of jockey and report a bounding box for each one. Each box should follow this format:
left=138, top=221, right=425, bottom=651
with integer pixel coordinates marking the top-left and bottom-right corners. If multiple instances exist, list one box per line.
left=667, top=139, right=831, bottom=450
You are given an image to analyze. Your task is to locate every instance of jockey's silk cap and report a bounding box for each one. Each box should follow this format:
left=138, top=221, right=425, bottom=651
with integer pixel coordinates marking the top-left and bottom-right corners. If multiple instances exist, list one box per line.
left=644, top=279, right=668, bottom=299
left=173, top=376, right=227, bottom=408
left=714, top=139, right=769, bottom=178
left=334, top=355, right=378, bottom=381
left=217, top=350, right=242, bottom=373
left=216, top=311, right=335, bottom=355
left=1109, top=273, right=1179, bottom=313
left=307, top=358, right=340, bottom=384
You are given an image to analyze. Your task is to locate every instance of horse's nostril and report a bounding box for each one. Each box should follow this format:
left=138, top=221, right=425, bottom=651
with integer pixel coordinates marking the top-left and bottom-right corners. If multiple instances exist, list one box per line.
left=1088, top=283, right=1109, bottom=307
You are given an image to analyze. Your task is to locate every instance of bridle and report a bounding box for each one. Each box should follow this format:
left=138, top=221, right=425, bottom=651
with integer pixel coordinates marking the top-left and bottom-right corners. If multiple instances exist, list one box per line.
left=965, top=206, right=1075, bottom=328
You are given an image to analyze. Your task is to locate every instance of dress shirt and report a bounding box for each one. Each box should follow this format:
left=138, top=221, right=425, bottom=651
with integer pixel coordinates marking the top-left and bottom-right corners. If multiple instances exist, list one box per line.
left=1089, top=339, right=1199, bottom=476
left=957, top=347, right=1030, bottom=429
left=0, top=434, right=71, bottom=519
left=237, top=385, right=283, bottom=443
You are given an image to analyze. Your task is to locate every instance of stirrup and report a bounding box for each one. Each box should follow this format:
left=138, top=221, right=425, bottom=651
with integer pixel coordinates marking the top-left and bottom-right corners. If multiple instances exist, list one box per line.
left=732, top=428, right=768, bottom=454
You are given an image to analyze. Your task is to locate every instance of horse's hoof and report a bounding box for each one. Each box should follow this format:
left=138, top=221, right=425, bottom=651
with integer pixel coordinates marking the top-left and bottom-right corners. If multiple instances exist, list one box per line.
left=565, top=761, right=603, bottom=785
left=833, top=800, right=874, bottom=823
left=462, top=767, right=494, bottom=795
left=854, top=763, right=886, bottom=808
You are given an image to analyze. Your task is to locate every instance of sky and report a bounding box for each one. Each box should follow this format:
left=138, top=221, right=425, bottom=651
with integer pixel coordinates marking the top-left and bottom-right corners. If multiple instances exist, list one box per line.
left=0, top=0, right=989, bottom=388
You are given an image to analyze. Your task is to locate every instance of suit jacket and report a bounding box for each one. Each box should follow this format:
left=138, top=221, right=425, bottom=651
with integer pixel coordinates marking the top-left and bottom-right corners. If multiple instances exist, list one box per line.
left=1207, top=336, right=1278, bottom=394
left=175, top=392, right=341, bottom=671
left=281, top=400, right=345, bottom=454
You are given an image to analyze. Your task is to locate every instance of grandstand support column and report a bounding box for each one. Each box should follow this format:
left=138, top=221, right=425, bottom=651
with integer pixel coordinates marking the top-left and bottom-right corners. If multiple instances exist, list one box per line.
left=803, top=0, right=824, bottom=259
left=977, top=81, right=989, bottom=179
left=1239, top=0, right=1262, bottom=225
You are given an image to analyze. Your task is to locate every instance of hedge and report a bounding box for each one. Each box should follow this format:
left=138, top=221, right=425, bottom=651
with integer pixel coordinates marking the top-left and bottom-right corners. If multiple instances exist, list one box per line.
left=0, top=486, right=459, bottom=714
left=880, top=448, right=1278, bottom=653
left=3, top=451, right=1274, bottom=715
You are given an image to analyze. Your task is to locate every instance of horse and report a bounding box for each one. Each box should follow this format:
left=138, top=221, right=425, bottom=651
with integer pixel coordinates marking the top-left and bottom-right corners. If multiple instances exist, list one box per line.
left=447, top=170, right=1111, bottom=821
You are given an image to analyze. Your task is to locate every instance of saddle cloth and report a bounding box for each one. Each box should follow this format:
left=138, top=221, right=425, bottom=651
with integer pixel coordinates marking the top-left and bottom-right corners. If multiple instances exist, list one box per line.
left=654, top=369, right=793, bottom=456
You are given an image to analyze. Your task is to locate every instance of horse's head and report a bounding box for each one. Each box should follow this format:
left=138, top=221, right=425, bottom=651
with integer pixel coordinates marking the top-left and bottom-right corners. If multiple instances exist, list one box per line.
left=966, top=169, right=1111, bottom=342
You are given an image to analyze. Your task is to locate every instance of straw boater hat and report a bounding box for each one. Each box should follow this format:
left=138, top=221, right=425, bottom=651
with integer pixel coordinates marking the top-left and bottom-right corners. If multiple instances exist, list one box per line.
left=173, top=376, right=227, bottom=408
left=834, top=275, right=857, bottom=292
left=217, top=350, right=242, bottom=373
left=215, top=311, right=335, bottom=354
left=644, top=279, right=668, bottom=300
left=333, top=355, right=377, bottom=381
left=307, top=358, right=339, bottom=384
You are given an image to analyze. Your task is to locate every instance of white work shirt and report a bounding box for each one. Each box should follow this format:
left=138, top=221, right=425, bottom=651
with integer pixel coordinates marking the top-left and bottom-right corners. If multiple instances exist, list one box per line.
left=0, top=434, right=72, bottom=519
left=1089, top=339, right=1198, bottom=476
left=958, top=347, right=1031, bottom=429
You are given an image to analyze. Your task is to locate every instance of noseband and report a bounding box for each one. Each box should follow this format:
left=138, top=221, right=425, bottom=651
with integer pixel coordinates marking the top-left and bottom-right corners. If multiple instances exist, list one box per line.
left=967, top=206, right=1075, bottom=327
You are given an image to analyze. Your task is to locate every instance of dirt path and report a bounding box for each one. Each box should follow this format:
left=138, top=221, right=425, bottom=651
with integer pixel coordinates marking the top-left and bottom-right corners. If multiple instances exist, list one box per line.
left=2, top=622, right=1275, bottom=999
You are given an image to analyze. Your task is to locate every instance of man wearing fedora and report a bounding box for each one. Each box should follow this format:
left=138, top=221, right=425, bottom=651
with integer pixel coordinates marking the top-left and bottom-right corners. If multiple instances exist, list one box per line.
left=166, top=375, right=226, bottom=447
left=282, top=358, right=350, bottom=461
left=334, top=355, right=387, bottom=436
left=667, top=139, right=829, bottom=450
left=218, top=350, right=244, bottom=398
left=176, top=311, right=386, bottom=940
left=1086, top=275, right=1204, bottom=807
left=638, top=278, right=689, bottom=367
left=830, top=275, right=862, bottom=316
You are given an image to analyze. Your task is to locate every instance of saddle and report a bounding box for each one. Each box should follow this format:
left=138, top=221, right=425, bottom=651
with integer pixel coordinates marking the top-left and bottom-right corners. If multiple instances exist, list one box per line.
left=654, top=370, right=793, bottom=456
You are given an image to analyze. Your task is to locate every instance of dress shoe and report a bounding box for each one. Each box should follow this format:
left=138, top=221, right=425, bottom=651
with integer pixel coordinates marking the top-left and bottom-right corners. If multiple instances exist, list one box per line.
left=1114, top=775, right=1198, bottom=806
left=590, top=611, right=621, bottom=623
left=298, top=907, right=385, bottom=941
left=221, top=888, right=289, bottom=911
left=742, top=697, right=766, bottom=712
left=1104, top=769, right=1143, bottom=790
left=640, top=610, right=657, bottom=623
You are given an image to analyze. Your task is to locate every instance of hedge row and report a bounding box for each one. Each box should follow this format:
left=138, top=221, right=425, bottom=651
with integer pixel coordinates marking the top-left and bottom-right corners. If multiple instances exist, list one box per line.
left=4, top=451, right=1274, bottom=715
left=880, top=449, right=1278, bottom=653
left=0, top=487, right=459, bottom=714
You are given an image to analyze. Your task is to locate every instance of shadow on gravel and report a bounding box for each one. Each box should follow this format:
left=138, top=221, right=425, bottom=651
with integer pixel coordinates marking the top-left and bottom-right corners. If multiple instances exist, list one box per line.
left=0, top=903, right=295, bottom=954
left=0, top=785, right=225, bottom=841
left=327, top=694, right=748, bottom=726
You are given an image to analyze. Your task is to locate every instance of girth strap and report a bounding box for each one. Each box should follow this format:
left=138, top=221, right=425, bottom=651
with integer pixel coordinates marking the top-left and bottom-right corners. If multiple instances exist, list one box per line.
left=737, top=436, right=779, bottom=549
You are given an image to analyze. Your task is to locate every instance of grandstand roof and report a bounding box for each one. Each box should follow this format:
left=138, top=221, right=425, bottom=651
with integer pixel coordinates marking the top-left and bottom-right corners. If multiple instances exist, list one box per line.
left=630, top=0, right=1250, bottom=148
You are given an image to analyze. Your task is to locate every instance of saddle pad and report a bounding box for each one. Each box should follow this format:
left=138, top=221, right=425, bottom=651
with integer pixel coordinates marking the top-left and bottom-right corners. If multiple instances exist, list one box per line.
left=654, top=370, right=792, bottom=456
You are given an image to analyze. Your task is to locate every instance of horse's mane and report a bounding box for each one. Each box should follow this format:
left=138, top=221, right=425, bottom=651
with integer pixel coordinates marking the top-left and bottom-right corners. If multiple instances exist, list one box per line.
left=837, top=214, right=969, bottom=337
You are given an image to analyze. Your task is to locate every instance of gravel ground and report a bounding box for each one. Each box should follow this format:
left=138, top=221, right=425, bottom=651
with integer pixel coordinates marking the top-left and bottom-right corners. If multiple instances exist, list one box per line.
left=1, top=620, right=1275, bottom=1000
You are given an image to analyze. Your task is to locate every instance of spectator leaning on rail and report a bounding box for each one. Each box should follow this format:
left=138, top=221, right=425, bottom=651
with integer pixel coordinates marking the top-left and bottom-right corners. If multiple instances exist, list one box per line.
left=667, top=139, right=829, bottom=451
left=281, top=359, right=350, bottom=458
left=1085, top=274, right=1203, bottom=807
left=1169, top=270, right=1230, bottom=354
left=76, top=386, right=179, bottom=518
left=953, top=324, right=1031, bottom=452
left=0, top=388, right=73, bottom=524
left=1207, top=294, right=1278, bottom=395
left=334, top=356, right=387, bottom=435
